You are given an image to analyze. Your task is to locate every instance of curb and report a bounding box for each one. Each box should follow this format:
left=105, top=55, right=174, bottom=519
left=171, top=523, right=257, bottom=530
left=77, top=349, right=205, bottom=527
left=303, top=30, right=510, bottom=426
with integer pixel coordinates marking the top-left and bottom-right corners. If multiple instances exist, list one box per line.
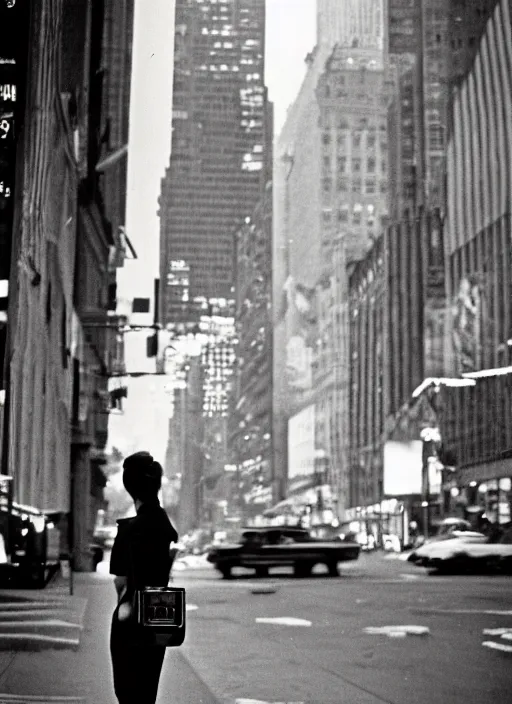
left=0, top=620, right=82, bottom=641
left=0, top=633, right=80, bottom=651
left=0, top=696, right=85, bottom=702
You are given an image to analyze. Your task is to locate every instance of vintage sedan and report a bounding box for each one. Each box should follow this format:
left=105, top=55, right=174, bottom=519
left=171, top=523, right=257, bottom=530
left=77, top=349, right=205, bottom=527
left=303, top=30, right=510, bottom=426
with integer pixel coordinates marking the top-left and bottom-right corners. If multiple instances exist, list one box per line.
left=206, top=526, right=361, bottom=579
left=411, top=530, right=512, bottom=573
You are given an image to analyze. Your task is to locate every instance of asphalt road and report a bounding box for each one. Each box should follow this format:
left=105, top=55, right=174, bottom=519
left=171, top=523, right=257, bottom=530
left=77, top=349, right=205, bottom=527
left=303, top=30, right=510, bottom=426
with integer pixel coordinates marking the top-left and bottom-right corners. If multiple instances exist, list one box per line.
left=172, top=554, right=512, bottom=704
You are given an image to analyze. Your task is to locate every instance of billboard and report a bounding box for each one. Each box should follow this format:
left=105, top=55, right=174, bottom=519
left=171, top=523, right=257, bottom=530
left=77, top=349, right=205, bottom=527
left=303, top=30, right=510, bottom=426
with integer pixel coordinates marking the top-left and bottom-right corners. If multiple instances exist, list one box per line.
left=383, top=440, right=422, bottom=496
left=288, top=405, right=315, bottom=481
left=451, top=276, right=482, bottom=374
left=282, top=276, right=316, bottom=397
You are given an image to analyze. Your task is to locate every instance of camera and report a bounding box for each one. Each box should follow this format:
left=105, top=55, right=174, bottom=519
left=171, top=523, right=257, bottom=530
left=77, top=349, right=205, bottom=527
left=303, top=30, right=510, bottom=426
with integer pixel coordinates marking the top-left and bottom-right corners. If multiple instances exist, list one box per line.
left=136, top=587, right=186, bottom=647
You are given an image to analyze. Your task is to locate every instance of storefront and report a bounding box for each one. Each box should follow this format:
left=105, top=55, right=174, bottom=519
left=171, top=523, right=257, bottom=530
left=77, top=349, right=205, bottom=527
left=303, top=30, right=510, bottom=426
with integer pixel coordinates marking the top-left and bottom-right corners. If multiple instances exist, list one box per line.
left=344, top=498, right=410, bottom=549
left=447, top=467, right=512, bottom=529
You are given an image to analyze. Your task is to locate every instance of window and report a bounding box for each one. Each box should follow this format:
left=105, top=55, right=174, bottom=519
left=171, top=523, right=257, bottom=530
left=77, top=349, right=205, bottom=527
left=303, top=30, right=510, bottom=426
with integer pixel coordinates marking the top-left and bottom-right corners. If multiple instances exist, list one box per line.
left=365, top=180, right=376, bottom=194
left=323, top=178, right=332, bottom=192
left=352, top=158, right=361, bottom=172
left=322, top=132, right=331, bottom=145
left=367, top=157, right=376, bottom=173
left=338, top=208, right=349, bottom=223
left=353, top=133, right=361, bottom=148
left=337, top=156, right=347, bottom=173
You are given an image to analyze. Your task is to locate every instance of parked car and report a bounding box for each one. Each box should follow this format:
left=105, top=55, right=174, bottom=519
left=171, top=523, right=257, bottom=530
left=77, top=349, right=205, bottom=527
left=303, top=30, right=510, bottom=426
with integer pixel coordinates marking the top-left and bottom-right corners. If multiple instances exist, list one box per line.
left=410, top=528, right=512, bottom=573
left=206, top=526, right=361, bottom=579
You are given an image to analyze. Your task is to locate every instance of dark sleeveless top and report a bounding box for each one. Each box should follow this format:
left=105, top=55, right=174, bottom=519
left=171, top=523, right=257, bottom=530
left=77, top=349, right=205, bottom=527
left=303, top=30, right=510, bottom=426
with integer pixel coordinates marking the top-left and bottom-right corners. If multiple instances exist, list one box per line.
left=110, top=499, right=178, bottom=590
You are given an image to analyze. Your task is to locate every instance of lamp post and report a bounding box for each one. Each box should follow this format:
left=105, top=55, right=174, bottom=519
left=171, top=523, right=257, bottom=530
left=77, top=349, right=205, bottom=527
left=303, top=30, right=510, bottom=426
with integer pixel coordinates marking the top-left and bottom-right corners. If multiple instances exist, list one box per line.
left=412, top=377, right=476, bottom=539
left=420, top=426, right=441, bottom=539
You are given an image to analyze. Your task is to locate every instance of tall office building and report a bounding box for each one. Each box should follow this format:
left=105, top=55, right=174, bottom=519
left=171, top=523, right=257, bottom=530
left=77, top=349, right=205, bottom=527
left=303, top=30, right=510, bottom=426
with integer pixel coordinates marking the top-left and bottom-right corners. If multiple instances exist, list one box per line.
left=317, top=0, right=385, bottom=52
left=159, top=0, right=268, bottom=325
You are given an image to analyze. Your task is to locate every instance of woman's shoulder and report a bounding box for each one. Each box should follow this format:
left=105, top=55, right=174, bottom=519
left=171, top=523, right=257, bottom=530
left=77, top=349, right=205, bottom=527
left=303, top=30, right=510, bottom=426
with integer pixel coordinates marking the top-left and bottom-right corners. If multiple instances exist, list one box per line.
left=115, top=517, right=135, bottom=539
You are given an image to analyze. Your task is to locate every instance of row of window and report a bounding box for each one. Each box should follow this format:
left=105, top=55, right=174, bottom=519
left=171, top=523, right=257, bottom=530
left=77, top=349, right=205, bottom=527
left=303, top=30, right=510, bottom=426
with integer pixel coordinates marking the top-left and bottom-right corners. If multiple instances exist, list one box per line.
left=323, top=178, right=388, bottom=195
left=324, top=156, right=387, bottom=174
left=323, top=210, right=381, bottom=226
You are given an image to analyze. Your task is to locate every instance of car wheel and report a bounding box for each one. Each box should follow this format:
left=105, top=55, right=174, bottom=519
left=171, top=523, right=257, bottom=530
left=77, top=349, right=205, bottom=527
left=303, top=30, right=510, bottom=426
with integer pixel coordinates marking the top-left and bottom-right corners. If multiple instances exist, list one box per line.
left=327, top=561, right=339, bottom=577
left=501, top=557, right=512, bottom=575
left=294, top=561, right=312, bottom=578
left=255, top=566, right=269, bottom=578
left=446, top=553, right=469, bottom=575
left=485, top=556, right=502, bottom=574
left=219, top=565, right=232, bottom=579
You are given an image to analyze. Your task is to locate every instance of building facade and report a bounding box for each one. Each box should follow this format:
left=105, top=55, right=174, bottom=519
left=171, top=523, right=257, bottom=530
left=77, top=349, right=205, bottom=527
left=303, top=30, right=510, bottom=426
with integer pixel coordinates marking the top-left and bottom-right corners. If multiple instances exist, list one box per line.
left=159, top=0, right=268, bottom=316
left=1, top=0, right=134, bottom=571
left=316, top=45, right=389, bottom=266
left=271, top=19, right=389, bottom=519
left=230, top=180, right=273, bottom=522
left=272, top=46, right=329, bottom=509
left=441, top=0, right=512, bottom=525
left=348, top=235, right=385, bottom=511
left=317, top=0, right=385, bottom=52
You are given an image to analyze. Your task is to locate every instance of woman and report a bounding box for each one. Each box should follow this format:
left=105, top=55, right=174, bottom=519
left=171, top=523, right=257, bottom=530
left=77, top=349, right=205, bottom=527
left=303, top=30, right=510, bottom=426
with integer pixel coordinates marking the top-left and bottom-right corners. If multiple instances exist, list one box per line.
left=110, top=451, right=178, bottom=704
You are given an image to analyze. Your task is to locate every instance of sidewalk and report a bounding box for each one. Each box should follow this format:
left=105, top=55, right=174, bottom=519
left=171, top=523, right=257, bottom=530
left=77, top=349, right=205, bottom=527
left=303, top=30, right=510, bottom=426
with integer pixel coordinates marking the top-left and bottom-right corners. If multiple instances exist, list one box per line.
left=0, top=570, right=220, bottom=703
left=0, top=571, right=88, bottom=652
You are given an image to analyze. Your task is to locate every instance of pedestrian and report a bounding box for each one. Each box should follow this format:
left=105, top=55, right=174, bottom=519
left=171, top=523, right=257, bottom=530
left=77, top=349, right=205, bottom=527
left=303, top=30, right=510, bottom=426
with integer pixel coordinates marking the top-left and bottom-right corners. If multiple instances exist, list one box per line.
left=110, top=451, right=179, bottom=704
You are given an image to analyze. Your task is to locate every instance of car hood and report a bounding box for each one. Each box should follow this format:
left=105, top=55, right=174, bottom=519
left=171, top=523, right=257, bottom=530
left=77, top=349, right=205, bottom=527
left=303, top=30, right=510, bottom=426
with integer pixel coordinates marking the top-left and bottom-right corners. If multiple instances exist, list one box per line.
left=414, top=537, right=512, bottom=559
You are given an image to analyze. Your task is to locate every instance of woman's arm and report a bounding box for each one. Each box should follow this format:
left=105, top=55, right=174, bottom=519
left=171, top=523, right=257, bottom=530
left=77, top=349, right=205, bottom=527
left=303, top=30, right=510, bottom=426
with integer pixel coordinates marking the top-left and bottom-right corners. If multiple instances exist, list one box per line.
left=114, top=575, right=127, bottom=599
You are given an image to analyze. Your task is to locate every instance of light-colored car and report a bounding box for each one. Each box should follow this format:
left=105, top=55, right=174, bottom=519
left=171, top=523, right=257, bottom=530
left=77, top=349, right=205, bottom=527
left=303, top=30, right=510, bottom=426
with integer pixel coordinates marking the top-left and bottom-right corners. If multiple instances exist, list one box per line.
left=412, top=531, right=512, bottom=573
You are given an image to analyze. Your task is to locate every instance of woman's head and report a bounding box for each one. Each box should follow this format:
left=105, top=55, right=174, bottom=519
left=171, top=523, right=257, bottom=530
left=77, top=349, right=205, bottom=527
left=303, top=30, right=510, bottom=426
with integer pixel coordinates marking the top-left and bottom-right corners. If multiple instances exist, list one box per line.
left=122, top=451, right=163, bottom=502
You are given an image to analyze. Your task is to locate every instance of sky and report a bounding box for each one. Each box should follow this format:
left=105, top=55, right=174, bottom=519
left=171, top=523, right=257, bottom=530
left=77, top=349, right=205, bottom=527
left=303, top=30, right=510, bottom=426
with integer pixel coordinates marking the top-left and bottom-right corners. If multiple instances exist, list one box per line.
left=109, top=0, right=317, bottom=461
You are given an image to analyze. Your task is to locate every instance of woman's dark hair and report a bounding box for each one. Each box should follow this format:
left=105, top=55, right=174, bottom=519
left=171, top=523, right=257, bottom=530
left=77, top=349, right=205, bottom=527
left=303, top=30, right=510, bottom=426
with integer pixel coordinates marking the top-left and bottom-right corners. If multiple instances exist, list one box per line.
left=122, top=451, right=163, bottom=502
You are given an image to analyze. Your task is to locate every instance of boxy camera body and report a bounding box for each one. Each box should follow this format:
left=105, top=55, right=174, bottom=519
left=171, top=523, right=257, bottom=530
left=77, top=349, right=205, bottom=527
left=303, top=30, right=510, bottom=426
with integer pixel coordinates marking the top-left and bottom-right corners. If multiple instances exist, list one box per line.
left=136, top=587, right=186, bottom=647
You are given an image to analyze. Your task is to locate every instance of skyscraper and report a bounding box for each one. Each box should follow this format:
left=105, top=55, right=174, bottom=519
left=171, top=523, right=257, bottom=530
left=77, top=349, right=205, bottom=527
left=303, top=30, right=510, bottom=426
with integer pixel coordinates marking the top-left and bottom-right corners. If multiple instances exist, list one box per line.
left=317, top=0, right=385, bottom=52
left=159, top=0, right=268, bottom=325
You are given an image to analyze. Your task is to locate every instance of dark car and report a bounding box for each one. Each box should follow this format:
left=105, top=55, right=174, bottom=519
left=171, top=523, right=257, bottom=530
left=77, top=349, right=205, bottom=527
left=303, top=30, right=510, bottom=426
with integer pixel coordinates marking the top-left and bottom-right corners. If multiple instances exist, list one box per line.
left=206, top=526, right=361, bottom=579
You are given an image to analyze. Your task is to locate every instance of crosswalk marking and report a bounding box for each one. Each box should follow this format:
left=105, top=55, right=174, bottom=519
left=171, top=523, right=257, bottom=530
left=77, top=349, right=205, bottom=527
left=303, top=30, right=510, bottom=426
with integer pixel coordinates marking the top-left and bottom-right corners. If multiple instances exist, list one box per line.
left=482, top=627, right=512, bottom=654
left=255, top=617, right=311, bottom=627
left=482, top=640, right=512, bottom=653
left=236, top=700, right=305, bottom=704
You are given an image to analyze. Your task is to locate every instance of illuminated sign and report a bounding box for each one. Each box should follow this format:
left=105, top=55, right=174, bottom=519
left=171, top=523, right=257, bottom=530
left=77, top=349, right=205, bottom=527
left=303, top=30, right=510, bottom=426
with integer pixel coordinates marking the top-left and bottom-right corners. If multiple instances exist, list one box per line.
left=383, top=440, right=422, bottom=496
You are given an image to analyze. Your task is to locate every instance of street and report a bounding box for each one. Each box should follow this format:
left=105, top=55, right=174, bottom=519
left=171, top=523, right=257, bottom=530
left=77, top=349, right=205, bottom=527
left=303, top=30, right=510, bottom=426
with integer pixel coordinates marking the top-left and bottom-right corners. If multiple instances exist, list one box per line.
left=174, top=554, right=512, bottom=704
left=0, top=554, right=511, bottom=704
